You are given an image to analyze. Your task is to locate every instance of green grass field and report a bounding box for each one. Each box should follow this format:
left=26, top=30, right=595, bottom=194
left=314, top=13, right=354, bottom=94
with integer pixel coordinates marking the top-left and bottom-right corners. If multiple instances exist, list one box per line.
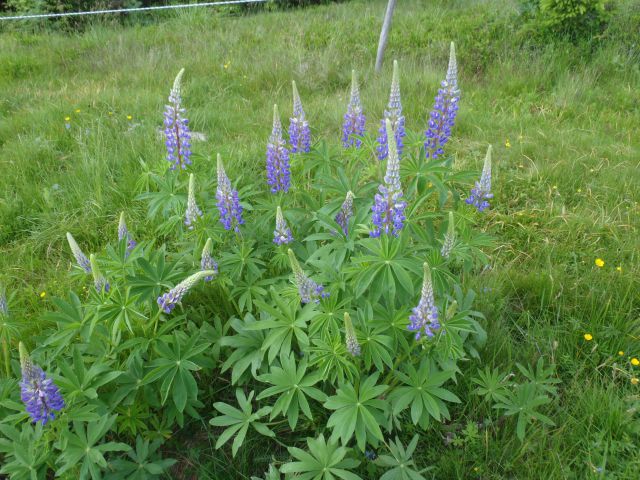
left=1, top=0, right=639, bottom=478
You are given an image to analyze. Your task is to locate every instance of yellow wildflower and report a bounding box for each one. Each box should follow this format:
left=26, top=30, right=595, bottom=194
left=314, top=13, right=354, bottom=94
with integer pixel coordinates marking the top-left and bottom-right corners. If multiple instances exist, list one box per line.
left=224, top=60, right=231, bottom=69
left=64, top=116, right=71, bottom=122
left=616, top=266, right=622, bottom=272
left=126, top=115, right=133, bottom=121
left=595, top=258, right=604, bottom=268
left=505, top=139, right=511, bottom=148
left=75, top=108, right=81, bottom=113
left=631, top=358, right=639, bottom=366
left=40, top=291, right=46, bottom=299
left=631, top=377, right=639, bottom=385
left=619, top=351, right=624, bottom=356
left=584, top=333, right=593, bottom=341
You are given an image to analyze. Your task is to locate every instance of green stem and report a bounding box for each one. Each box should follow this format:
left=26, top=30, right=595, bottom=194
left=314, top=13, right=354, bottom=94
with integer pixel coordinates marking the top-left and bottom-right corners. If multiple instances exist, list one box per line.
left=382, top=339, right=422, bottom=389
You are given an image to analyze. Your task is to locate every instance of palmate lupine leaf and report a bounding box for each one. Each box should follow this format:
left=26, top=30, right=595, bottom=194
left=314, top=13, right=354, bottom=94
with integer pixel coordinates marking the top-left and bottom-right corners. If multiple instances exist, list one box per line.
left=308, top=334, right=358, bottom=385
left=388, top=358, right=460, bottom=429
left=219, top=313, right=267, bottom=385
left=209, top=390, right=274, bottom=457
left=55, top=415, right=130, bottom=479
left=142, top=332, right=210, bottom=413
left=257, top=352, right=326, bottom=430
left=280, top=434, right=362, bottom=480
left=0, top=423, right=49, bottom=480
left=248, top=288, right=316, bottom=364
left=375, top=435, right=432, bottom=480
left=106, top=436, right=176, bottom=480
left=493, top=383, right=555, bottom=441
left=324, top=372, right=388, bottom=451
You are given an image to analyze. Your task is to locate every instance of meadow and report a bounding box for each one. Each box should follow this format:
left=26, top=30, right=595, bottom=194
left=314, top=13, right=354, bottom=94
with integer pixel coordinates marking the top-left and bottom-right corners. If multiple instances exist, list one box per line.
left=0, top=0, right=639, bottom=478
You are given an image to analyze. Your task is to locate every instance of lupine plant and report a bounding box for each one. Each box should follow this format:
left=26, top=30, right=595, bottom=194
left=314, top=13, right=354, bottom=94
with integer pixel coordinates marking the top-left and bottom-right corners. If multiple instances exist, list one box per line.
left=0, top=47, right=556, bottom=479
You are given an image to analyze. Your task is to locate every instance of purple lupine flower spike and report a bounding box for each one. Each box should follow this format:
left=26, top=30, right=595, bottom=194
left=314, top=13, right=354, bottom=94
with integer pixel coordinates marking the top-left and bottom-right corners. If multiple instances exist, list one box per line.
left=289, top=81, right=311, bottom=154
left=216, top=154, right=244, bottom=232
left=157, top=270, right=216, bottom=314
left=377, top=60, right=406, bottom=161
left=266, top=104, right=291, bottom=193
left=164, top=68, right=192, bottom=170
left=344, top=312, right=360, bottom=357
left=201, top=238, right=218, bottom=282
left=66, top=232, right=91, bottom=273
left=440, top=211, right=456, bottom=259
left=342, top=70, right=366, bottom=148
left=19, top=342, right=64, bottom=425
left=407, top=263, right=441, bottom=341
left=335, top=191, right=355, bottom=236
left=118, top=212, right=136, bottom=254
left=185, top=173, right=203, bottom=230
left=424, top=42, right=460, bottom=160
left=90, top=254, right=110, bottom=293
left=370, top=119, right=407, bottom=237
left=287, top=249, right=328, bottom=304
left=465, top=145, right=493, bottom=212
left=273, top=206, right=294, bottom=245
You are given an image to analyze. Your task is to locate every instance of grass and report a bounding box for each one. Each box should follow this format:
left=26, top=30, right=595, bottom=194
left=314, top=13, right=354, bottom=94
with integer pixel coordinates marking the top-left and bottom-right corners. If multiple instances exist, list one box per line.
left=1, top=0, right=639, bottom=477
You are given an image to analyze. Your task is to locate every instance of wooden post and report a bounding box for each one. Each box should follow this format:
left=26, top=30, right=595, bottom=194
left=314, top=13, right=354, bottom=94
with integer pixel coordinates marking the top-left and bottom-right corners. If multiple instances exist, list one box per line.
left=375, top=0, right=397, bottom=73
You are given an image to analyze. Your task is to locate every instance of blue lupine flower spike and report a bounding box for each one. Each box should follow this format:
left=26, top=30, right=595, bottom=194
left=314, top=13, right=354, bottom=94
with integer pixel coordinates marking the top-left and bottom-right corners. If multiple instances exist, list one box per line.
left=289, top=81, right=311, bottom=154
left=273, top=206, right=294, bottom=245
left=201, top=238, right=218, bottom=282
left=342, top=70, right=366, bottom=148
left=185, top=173, right=203, bottom=230
left=440, top=211, right=456, bottom=259
left=466, top=145, right=493, bottom=212
left=287, top=249, right=328, bottom=304
left=19, top=342, right=64, bottom=425
left=66, top=232, right=91, bottom=273
left=407, top=263, right=441, bottom=340
left=370, top=119, right=407, bottom=237
left=157, top=270, right=217, bottom=314
left=266, top=104, right=291, bottom=193
left=90, top=254, right=110, bottom=293
left=216, top=154, right=244, bottom=232
left=164, top=68, right=192, bottom=170
left=118, top=212, right=136, bottom=254
left=424, top=42, right=460, bottom=160
left=344, top=312, right=360, bottom=357
left=335, top=191, right=355, bottom=236
left=377, top=60, right=406, bottom=161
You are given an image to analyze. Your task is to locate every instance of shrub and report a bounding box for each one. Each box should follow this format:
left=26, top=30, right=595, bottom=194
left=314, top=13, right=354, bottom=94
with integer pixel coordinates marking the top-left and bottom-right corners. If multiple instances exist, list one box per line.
left=519, top=0, right=610, bottom=40
left=0, top=44, right=557, bottom=478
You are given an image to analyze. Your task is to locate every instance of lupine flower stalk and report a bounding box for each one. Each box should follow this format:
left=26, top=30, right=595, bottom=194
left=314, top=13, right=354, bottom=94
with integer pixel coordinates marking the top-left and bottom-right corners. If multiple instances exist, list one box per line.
left=371, top=119, right=407, bottom=237
left=66, top=232, right=91, bottom=273
left=118, top=212, right=136, bottom=254
left=90, top=254, right=109, bottom=293
left=266, top=104, right=291, bottom=193
left=377, top=60, right=406, bottom=161
left=440, top=211, right=456, bottom=258
left=164, top=68, right=192, bottom=170
left=335, top=191, right=355, bottom=236
left=157, top=270, right=216, bottom=314
left=424, top=42, right=460, bottom=160
left=342, top=70, right=366, bottom=148
left=343, top=312, right=360, bottom=357
left=273, top=206, right=294, bottom=245
left=216, top=154, right=244, bottom=232
left=287, top=249, right=328, bottom=304
left=465, top=145, right=493, bottom=212
left=0, top=284, right=7, bottom=317
left=185, top=173, right=203, bottom=230
left=289, top=81, right=311, bottom=154
left=201, top=238, right=218, bottom=282
left=407, top=263, right=441, bottom=340
left=19, top=342, right=64, bottom=425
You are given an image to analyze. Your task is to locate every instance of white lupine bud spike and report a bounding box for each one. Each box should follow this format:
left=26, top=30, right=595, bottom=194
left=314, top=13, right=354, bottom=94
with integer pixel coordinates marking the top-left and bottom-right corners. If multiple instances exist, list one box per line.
left=292, top=81, right=304, bottom=118
left=446, top=42, right=457, bottom=86
left=118, top=212, right=128, bottom=241
left=344, top=312, right=360, bottom=357
left=171, top=68, right=185, bottom=99
left=272, top=104, right=282, bottom=138
left=90, top=254, right=109, bottom=293
left=480, top=145, right=492, bottom=192
left=388, top=60, right=401, bottom=111
left=66, top=232, right=91, bottom=273
left=350, top=70, right=361, bottom=109
left=383, top=118, right=401, bottom=191
left=441, top=211, right=456, bottom=259
left=19, top=342, right=31, bottom=377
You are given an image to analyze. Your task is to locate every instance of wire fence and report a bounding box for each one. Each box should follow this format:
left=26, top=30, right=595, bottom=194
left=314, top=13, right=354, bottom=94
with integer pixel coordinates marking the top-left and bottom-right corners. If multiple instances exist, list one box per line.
left=0, top=0, right=267, bottom=21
